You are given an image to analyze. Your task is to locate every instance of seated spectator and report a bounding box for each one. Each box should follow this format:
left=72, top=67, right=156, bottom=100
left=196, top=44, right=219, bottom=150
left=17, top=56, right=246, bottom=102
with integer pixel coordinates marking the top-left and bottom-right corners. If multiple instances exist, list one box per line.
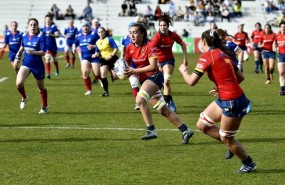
left=233, top=2, right=242, bottom=17
left=220, top=4, right=230, bottom=22
left=206, top=12, right=215, bottom=23
left=129, top=1, right=137, bottom=16
left=196, top=0, right=206, bottom=17
left=148, top=22, right=156, bottom=38
left=65, top=4, right=76, bottom=20
left=78, top=2, right=93, bottom=20
left=213, top=1, right=221, bottom=16
left=168, top=0, right=177, bottom=20
left=264, top=0, right=272, bottom=14
left=205, top=1, right=214, bottom=16
left=176, top=6, right=184, bottom=21
left=189, top=0, right=197, bottom=12
left=154, top=5, right=162, bottom=21
left=184, top=6, right=191, bottom=21
left=182, top=29, right=189, bottom=37
left=145, top=5, right=154, bottom=20
left=120, top=0, right=128, bottom=16
left=195, top=12, right=204, bottom=26
left=50, top=4, right=64, bottom=20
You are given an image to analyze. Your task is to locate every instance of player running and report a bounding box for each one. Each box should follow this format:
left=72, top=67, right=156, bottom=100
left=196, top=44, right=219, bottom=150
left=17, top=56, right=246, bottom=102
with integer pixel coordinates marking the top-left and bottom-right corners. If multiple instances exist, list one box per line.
left=179, top=29, right=256, bottom=173
left=251, top=22, right=264, bottom=73
left=63, top=19, right=78, bottom=68
left=125, top=23, right=194, bottom=143
left=13, top=18, right=48, bottom=113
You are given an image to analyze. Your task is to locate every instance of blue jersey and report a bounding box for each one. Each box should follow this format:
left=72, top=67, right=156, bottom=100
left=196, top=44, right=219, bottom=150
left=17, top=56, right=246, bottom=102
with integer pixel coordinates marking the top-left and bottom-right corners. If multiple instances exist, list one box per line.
left=225, top=40, right=239, bottom=66
left=22, top=32, right=46, bottom=66
left=64, top=26, right=78, bottom=46
left=41, top=24, right=58, bottom=52
left=74, top=31, right=99, bottom=60
left=4, top=30, right=23, bottom=61
left=121, top=35, right=132, bottom=47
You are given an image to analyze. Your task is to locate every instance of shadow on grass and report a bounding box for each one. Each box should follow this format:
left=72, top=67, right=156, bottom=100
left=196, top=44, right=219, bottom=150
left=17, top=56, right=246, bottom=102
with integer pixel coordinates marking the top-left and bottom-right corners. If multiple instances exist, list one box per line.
left=0, top=137, right=134, bottom=143
left=239, top=137, right=285, bottom=143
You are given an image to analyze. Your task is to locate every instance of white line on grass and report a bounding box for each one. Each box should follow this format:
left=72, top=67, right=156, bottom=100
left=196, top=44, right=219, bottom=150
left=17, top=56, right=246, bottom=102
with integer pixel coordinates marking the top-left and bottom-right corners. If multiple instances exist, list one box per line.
left=0, top=77, right=8, bottom=83
left=0, top=126, right=188, bottom=132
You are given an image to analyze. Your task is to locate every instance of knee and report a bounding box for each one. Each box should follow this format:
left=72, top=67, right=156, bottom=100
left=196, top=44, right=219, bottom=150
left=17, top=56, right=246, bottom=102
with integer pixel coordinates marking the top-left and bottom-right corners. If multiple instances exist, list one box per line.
left=16, top=82, right=24, bottom=88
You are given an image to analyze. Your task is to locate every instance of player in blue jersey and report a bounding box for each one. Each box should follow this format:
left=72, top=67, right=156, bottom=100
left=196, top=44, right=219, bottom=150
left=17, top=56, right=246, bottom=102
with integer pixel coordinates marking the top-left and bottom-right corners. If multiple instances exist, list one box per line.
left=72, top=21, right=100, bottom=95
left=41, top=15, right=60, bottom=79
left=93, top=27, right=119, bottom=97
left=64, top=19, right=78, bottom=68
left=0, top=21, right=23, bottom=72
left=121, top=22, right=140, bottom=109
left=13, top=18, right=48, bottom=114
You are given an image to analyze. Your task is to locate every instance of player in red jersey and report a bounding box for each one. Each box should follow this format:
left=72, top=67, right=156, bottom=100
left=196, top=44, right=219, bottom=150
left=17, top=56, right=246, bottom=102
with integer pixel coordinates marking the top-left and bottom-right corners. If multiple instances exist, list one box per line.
left=151, top=13, right=188, bottom=112
left=250, top=22, right=263, bottom=73
left=274, top=22, right=285, bottom=95
left=234, top=24, right=250, bottom=72
left=259, top=24, right=276, bottom=84
left=179, top=30, right=256, bottom=173
left=125, top=23, right=194, bottom=143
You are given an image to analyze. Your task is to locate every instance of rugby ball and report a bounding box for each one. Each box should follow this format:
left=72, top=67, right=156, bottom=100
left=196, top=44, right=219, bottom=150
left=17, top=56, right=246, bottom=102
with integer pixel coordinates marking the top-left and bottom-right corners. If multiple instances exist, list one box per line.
left=114, top=58, right=129, bottom=80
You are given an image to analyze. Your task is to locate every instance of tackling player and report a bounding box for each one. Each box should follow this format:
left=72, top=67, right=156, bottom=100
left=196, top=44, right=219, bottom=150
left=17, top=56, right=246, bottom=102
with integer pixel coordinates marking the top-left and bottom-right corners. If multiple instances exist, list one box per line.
left=41, top=15, right=60, bottom=79
left=179, top=30, right=256, bottom=173
left=0, top=21, right=22, bottom=73
left=14, top=18, right=48, bottom=114
left=125, top=23, right=194, bottom=144
left=152, top=12, right=188, bottom=112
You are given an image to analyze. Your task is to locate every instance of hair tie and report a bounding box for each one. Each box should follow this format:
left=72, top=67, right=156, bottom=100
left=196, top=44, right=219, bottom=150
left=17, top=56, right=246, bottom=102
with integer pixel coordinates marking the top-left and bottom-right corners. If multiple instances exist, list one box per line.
left=210, top=30, right=214, bottom=37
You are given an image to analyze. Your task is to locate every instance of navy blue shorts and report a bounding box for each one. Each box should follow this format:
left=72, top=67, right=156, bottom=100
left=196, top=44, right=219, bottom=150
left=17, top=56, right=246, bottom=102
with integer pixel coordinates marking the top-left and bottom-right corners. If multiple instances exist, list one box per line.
left=142, top=72, right=164, bottom=89
left=8, top=53, right=16, bottom=62
left=158, top=58, right=175, bottom=68
left=262, top=51, right=276, bottom=59
left=278, top=53, right=285, bottom=63
left=215, top=94, right=251, bottom=117
left=23, top=63, right=45, bottom=80
left=253, top=44, right=262, bottom=52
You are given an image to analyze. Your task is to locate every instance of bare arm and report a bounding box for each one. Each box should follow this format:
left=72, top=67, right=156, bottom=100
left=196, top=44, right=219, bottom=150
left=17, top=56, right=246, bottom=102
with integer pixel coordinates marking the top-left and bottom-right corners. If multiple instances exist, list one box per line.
left=181, top=42, right=188, bottom=66
left=179, top=64, right=201, bottom=86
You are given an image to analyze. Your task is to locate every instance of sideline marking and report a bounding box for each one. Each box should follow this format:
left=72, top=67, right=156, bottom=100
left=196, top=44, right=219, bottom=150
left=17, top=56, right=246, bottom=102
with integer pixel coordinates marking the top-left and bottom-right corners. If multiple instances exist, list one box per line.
left=0, top=126, right=198, bottom=132
left=0, top=77, right=8, bottom=83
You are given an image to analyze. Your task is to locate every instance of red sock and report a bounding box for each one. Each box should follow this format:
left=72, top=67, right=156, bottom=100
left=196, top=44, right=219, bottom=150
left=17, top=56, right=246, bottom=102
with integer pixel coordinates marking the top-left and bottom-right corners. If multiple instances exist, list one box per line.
left=65, top=54, right=70, bottom=64
left=17, top=86, right=27, bottom=100
left=54, top=61, right=59, bottom=71
left=46, top=63, right=51, bottom=74
left=83, top=77, right=92, bottom=91
left=132, top=87, right=139, bottom=99
left=40, top=88, right=48, bottom=108
left=71, top=54, right=75, bottom=66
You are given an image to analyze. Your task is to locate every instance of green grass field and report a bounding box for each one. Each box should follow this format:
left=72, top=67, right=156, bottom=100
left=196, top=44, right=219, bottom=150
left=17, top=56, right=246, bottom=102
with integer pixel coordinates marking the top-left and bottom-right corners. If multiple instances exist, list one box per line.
left=0, top=53, right=284, bottom=185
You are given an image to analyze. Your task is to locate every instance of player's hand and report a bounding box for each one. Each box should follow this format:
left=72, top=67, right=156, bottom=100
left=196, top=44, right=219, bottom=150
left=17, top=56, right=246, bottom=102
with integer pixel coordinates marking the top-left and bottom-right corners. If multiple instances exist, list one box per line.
left=209, top=87, right=219, bottom=97
left=179, top=64, right=188, bottom=74
left=124, top=67, right=134, bottom=77
left=92, top=52, right=99, bottom=58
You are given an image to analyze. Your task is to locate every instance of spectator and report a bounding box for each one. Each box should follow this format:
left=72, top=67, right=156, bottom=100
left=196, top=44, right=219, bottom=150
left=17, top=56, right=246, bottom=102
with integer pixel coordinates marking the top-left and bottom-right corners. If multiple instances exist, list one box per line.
left=121, top=0, right=128, bottom=16
left=195, top=12, right=205, bottom=26
left=168, top=0, right=177, bottom=20
left=176, top=6, right=185, bottom=21
left=205, top=1, right=214, bottom=16
left=154, top=5, right=163, bottom=21
left=206, top=12, right=215, bottom=23
left=50, top=4, right=63, bottom=20
left=145, top=5, right=154, bottom=20
left=189, top=0, right=197, bottom=12
left=184, top=6, right=191, bottom=22
left=78, top=2, right=93, bottom=21
left=148, top=22, right=156, bottom=38
left=220, top=4, right=230, bottom=22
left=213, top=1, right=221, bottom=16
left=65, top=4, right=76, bottom=20
left=196, top=0, right=206, bottom=17
left=264, top=0, right=272, bottom=14
left=182, top=29, right=189, bottom=37
left=233, top=2, right=242, bottom=17
left=129, top=1, right=137, bottom=16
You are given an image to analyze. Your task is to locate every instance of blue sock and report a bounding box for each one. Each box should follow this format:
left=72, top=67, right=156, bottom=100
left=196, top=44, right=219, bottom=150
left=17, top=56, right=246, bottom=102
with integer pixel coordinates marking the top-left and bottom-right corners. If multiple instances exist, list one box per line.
left=255, top=61, right=259, bottom=70
left=242, top=156, right=253, bottom=165
left=281, top=86, right=285, bottom=91
left=178, top=124, right=188, bottom=133
left=147, top=125, right=155, bottom=131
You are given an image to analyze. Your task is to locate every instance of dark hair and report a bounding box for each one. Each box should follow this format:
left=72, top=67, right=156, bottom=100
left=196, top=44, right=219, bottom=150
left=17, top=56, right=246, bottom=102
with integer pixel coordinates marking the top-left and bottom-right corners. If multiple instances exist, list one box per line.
left=10, top=21, right=18, bottom=27
left=159, top=12, right=173, bottom=27
left=201, top=30, right=235, bottom=58
left=98, top=26, right=112, bottom=37
left=255, top=22, right=262, bottom=28
left=264, top=24, right=273, bottom=34
left=279, top=21, right=285, bottom=27
left=131, top=23, right=148, bottom=40
left=27, top=18, right=40, bottom=34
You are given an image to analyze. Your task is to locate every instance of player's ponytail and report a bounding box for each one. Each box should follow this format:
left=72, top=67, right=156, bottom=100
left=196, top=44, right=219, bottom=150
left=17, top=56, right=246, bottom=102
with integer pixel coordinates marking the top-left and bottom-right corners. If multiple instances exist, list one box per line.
left=201, top=30, right=235, bottom=58
left=159, top=12, right=173, bottom=27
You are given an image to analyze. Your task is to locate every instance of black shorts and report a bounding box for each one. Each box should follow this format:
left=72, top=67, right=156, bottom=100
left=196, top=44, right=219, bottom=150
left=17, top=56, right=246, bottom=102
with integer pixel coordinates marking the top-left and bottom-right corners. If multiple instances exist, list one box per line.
left=100, top=55, right=118, bottom=69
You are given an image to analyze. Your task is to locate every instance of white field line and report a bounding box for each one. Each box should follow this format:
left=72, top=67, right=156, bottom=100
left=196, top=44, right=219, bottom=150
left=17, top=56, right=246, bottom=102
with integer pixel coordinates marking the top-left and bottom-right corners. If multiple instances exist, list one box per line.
left=0, top=77, right=8, bottom=83
left=0, top=126, right=186, bottom=132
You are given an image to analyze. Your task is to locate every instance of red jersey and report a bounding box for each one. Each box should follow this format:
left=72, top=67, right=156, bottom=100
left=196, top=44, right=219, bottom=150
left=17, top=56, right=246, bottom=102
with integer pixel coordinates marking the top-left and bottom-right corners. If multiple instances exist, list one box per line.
left=151, top=31, right=183, bottom=62
left=251, top=30, right=263, bottom=44
left=195, top=48, right=243, bottom=100
left=275, top=33, right=285, bottom=54
left=260, top=32, right=276, bottom=51
left=125, top=40, right=158, bottom=82
left=234, top=32, right=249, bottom=47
